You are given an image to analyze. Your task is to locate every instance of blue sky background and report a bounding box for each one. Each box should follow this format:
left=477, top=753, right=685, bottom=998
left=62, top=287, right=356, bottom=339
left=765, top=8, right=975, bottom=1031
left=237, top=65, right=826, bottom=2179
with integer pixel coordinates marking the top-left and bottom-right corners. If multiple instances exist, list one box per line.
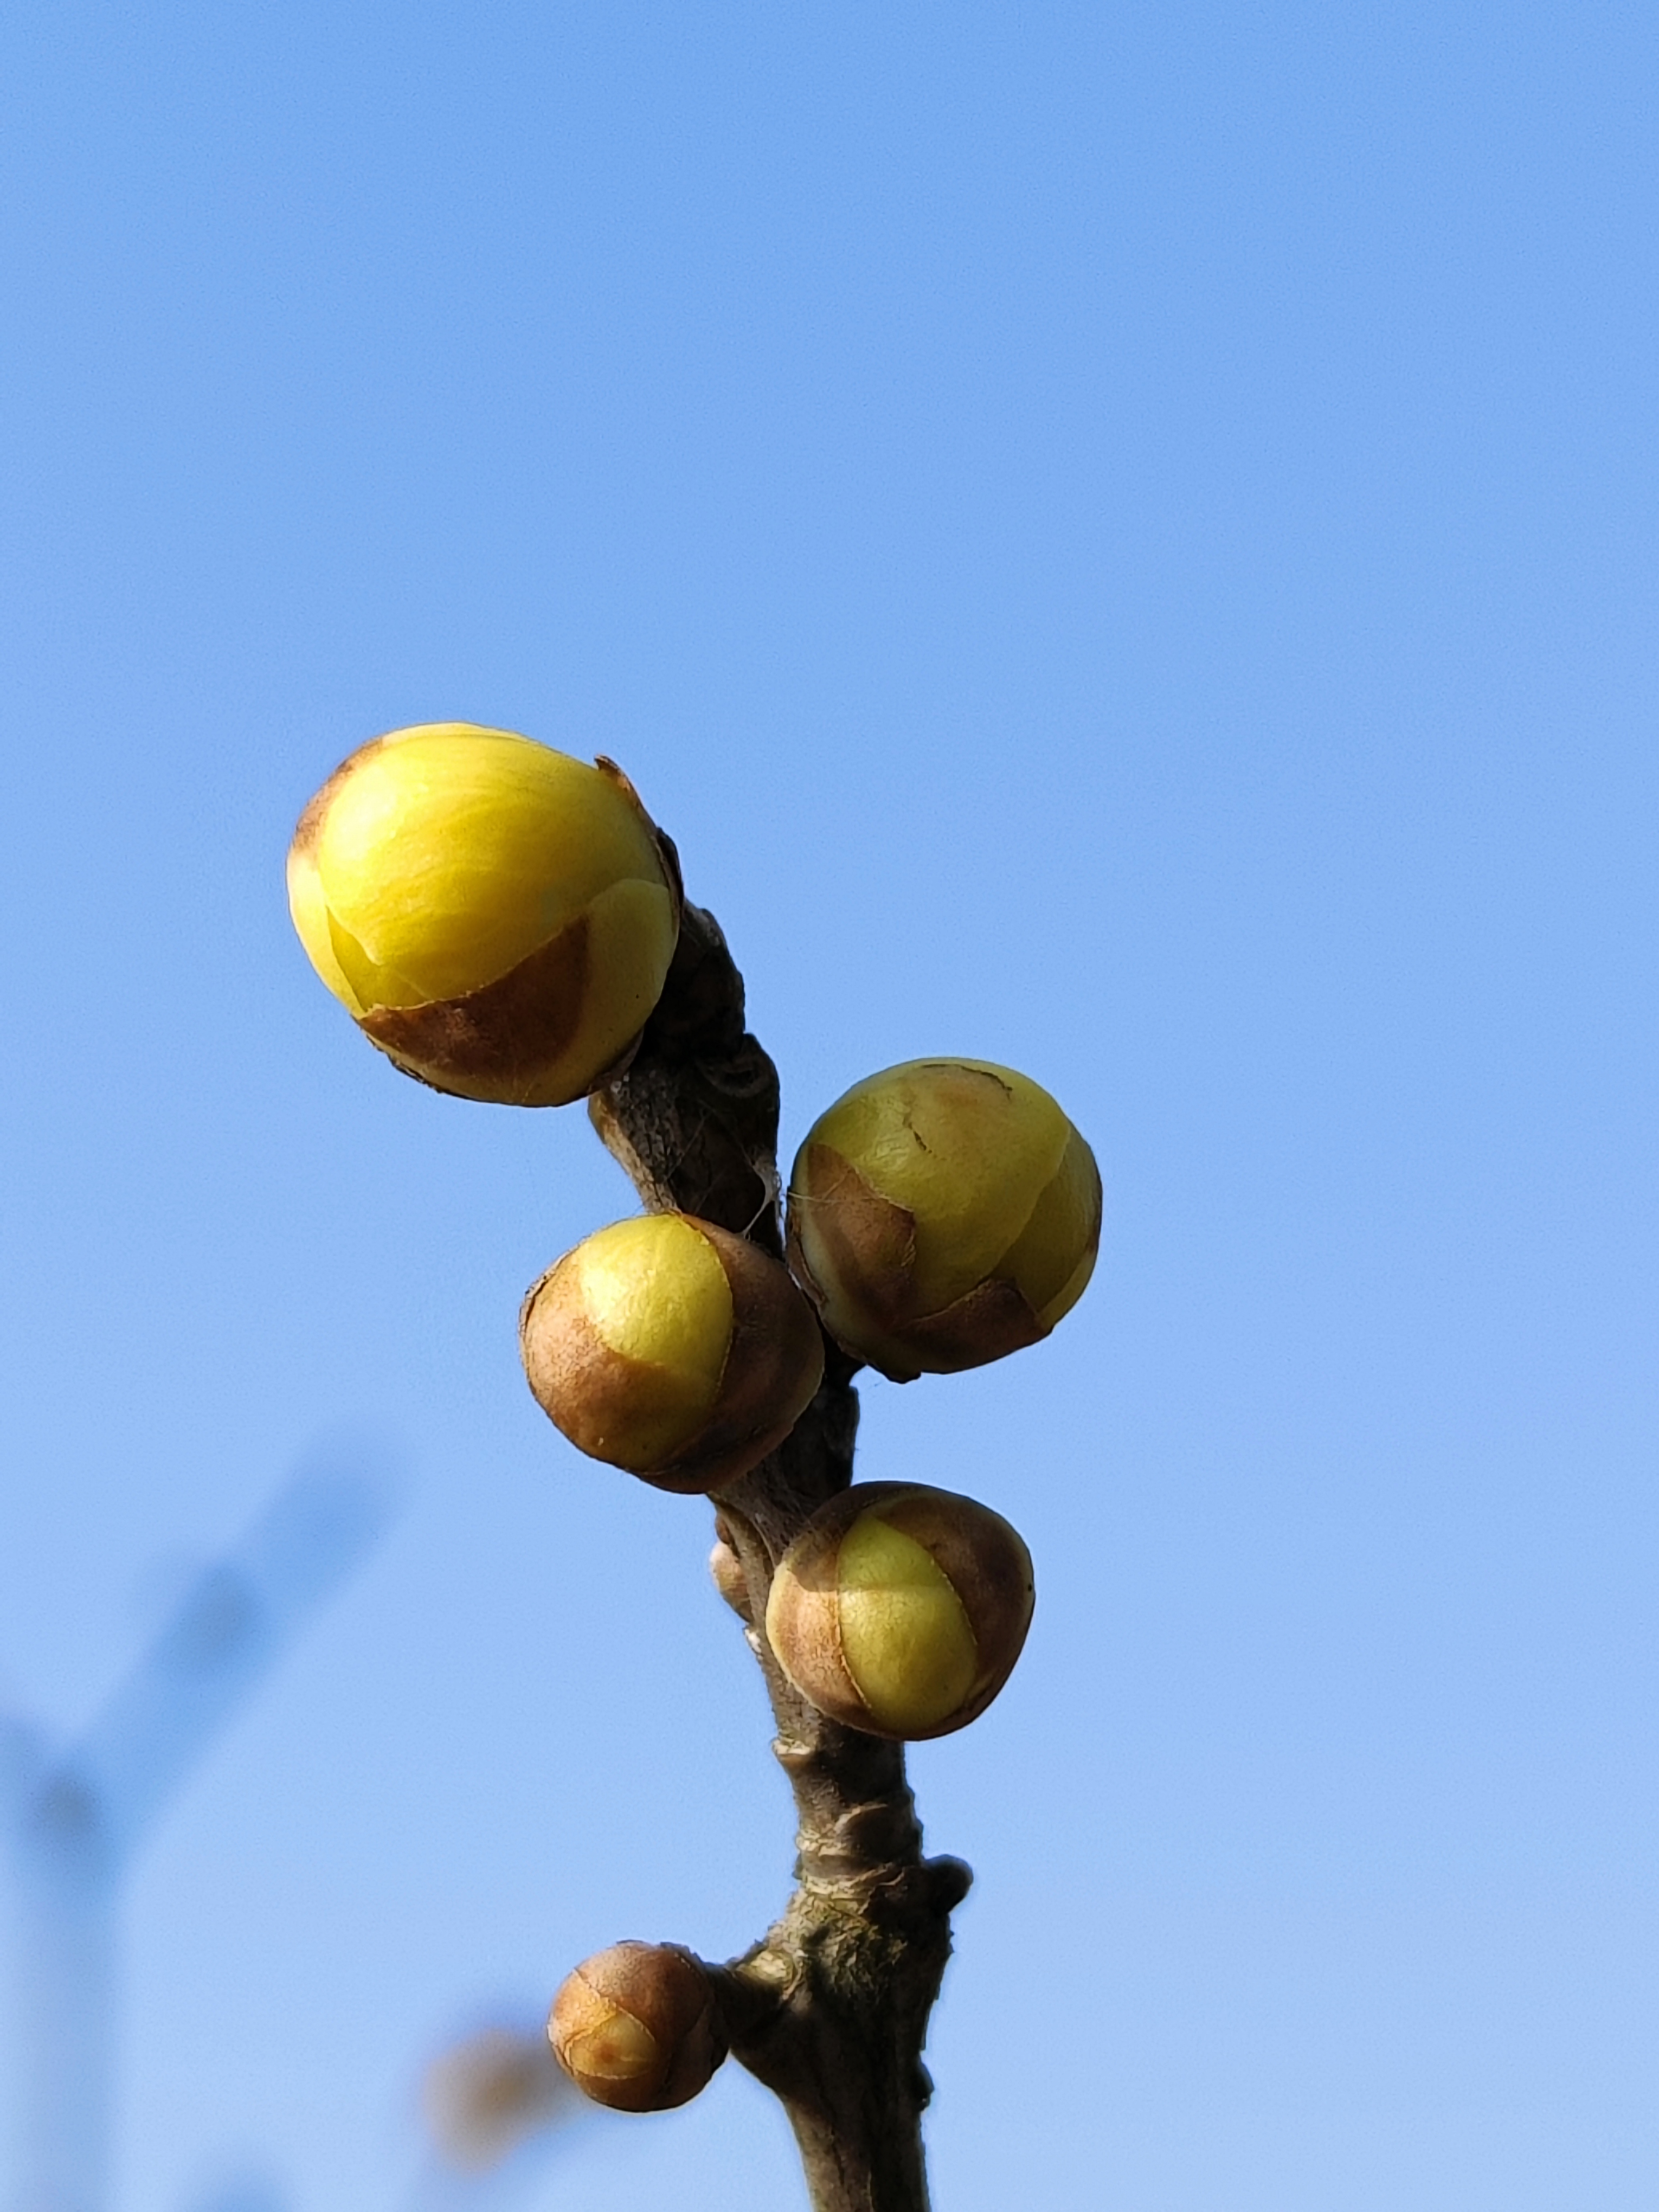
left=1, top=2, right=1655, bottom=2205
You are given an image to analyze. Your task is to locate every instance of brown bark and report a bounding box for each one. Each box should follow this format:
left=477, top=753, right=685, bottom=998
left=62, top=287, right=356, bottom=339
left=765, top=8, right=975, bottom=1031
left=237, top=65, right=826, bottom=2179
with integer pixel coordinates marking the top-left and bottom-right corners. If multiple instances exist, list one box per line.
left=588, top=898, right=970, bottom=2212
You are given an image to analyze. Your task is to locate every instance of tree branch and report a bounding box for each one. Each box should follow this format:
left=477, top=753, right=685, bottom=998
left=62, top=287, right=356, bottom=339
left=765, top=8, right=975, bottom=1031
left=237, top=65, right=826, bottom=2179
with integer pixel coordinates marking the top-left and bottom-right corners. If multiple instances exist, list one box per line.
left=588, top=898, right=968, bottom=2212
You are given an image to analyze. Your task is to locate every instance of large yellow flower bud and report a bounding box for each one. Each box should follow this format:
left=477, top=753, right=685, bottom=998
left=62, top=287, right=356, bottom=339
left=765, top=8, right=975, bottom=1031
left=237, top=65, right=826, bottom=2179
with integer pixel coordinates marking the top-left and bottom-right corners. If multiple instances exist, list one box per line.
left=286, top=724, right=680, bottom=1106
left=519, top=1213, right=825, bottom=1494
left=786, top=1059, right=1101, bottom=1381
left=764, top=1482, right=1035, bottom=1741
left=549, top=1942, right=726, bottom=2113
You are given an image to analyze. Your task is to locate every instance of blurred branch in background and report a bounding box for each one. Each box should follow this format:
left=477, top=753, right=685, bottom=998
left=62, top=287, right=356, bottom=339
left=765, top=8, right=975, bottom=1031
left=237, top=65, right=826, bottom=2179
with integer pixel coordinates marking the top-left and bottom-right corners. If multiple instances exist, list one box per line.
left=407, top=2016, right=589, bottom=2211
left=1, top=1460, right=392, bottom=2212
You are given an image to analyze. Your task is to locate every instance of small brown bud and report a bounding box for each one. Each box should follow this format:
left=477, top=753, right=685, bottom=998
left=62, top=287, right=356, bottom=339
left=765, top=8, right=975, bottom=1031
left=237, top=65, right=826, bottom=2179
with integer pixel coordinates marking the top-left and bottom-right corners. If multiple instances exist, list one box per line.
left=787, top=1059, right=1101, bottom=1381
left=520, top=1213, right=824, bottom=1493
left=549, top=1942, right=726, bottom=2113
left=765, top=1482, right=1035, bottom=1741
left=709, top=1529, right=753, bottom=1619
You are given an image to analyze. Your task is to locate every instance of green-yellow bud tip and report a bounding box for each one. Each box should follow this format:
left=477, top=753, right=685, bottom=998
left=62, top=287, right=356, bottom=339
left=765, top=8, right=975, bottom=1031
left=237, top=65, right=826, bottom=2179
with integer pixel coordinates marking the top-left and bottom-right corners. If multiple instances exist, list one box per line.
left=786, top=1059, right=1101, bottom=1377
left=834, top=1513, right=980, bottom=1734
left=521, top=1213, right=825, bottom=1493
left=764, top=1483, right=1034, bottom=1741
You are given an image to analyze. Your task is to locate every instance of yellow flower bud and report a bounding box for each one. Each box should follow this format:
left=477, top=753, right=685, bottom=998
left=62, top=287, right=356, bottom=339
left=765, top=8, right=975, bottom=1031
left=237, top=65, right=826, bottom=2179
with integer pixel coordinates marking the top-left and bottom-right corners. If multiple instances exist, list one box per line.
left=764, top=1482, right=1034, bottom=1741
left=520, top=1213, right=825, bottom=1493
left=786, top=1059, right=1101, bottom=1381
left=549, top=1942, right=726, bottom=2113
left=286, top=723, right=679, bottom=1106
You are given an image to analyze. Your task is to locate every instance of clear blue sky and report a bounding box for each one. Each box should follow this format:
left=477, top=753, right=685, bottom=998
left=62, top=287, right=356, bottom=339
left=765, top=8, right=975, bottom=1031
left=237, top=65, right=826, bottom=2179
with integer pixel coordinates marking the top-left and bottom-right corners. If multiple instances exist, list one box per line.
left=1, top=2, right=1655, bottom=2206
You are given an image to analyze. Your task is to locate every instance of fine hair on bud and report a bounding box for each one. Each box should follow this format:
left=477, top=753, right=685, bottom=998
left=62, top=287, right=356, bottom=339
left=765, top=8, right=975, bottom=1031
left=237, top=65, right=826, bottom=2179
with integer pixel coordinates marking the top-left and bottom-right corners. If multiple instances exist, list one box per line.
left=549, top=1942, right=726, bottom=2113
left=764, top=1482, right=1035, bottom=1741
left=786, top=1058, right=1101, bottom=1381
left=286, top=723, right=681, bottom=1106
left=520, top=1212, right=825, bottom=1493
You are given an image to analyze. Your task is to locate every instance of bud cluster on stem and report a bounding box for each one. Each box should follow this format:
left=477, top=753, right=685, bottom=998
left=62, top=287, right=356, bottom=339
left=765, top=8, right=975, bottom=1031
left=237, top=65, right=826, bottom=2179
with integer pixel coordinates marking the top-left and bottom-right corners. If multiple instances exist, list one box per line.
left=286, top=724, right=1103, bottom=2212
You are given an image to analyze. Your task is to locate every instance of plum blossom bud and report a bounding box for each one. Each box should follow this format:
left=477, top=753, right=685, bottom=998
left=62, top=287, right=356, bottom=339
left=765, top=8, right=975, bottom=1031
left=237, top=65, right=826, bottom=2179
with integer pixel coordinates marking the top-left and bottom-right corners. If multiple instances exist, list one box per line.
left=787, top=1059, right=1101, bottom=1381
left=286, top=723, right=679, bottom=1106
left=549, top=1942, right=726, bottom=2113
left=764, top=1482, right=1035, bottom=1740
left=520, top=1213, right=825, bottom=1493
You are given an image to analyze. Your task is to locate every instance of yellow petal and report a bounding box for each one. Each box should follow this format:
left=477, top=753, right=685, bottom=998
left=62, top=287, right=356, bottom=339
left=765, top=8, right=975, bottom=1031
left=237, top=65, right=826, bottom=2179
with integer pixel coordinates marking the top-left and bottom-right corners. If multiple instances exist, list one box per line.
left=285, top=838, right=364, bottom=1014
left=835, top=1513, right=979, bottom=1734
left=808, top=1062, right=1072, bottom=1313
left=311, top=725, right=665, bottom=1007
left=576, top=1215, right=732, bottom=1381
left=518, top=876, right=677, bottom=1106
left=996, top=1125, right=1102, bottom=1324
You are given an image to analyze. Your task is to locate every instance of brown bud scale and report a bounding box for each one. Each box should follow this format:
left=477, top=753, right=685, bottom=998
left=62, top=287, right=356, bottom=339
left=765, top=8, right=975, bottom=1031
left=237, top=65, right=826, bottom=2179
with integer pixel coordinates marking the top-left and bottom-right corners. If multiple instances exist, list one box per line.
left=765, top=1482, right=1036, bottom=1741
left=520, top=1215, right=824, bottom=1493
left=549, top=1941, right=726, bottom=2113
